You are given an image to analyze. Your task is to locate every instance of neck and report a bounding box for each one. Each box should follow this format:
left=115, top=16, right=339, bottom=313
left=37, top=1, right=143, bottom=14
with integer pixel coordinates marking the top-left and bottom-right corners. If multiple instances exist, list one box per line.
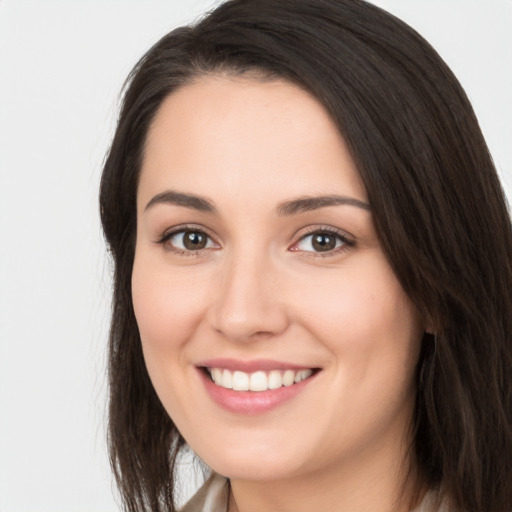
left=228, top=435, right=421, bottom=512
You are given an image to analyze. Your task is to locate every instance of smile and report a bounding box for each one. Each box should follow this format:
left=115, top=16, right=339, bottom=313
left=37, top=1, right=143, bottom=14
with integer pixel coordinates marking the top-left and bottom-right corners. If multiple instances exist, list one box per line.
left=207, top=368, right=314, bottom=392
left=196, top=359, right=321, bottom=414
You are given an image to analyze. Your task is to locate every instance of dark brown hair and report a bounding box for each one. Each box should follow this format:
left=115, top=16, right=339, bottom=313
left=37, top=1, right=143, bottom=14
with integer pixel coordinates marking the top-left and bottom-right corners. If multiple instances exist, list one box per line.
left=100, top=1, right=512, bottom=511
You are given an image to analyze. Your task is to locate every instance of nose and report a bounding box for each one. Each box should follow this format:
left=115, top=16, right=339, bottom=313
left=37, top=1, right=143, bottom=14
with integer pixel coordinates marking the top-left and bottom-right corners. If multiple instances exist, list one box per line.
left=207, top=251, right=290, bottom=342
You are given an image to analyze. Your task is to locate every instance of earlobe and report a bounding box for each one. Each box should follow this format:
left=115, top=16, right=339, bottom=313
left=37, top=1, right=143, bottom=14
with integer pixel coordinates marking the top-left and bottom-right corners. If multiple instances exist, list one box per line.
left=423, top=314, right=435, bottom=336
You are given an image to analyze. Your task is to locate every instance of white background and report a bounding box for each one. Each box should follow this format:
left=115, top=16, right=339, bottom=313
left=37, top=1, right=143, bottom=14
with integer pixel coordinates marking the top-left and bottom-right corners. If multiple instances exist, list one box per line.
left=0, top=1, right=510, bottom=511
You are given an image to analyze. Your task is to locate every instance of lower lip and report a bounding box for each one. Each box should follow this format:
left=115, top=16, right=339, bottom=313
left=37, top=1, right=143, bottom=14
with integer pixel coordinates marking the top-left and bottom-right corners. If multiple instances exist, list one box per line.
left=198, top=368, right=318, bottom=415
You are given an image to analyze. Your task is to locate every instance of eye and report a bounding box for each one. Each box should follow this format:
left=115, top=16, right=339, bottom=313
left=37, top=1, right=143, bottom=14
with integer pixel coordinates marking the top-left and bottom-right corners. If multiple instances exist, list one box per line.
left=291, top=229, right=353, bottom=254
left=158, top=228, right=218, bottom=253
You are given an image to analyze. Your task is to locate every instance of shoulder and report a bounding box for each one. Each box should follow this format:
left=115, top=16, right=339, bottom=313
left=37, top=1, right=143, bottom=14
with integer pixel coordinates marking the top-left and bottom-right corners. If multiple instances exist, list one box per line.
left=180, top=473, right=229, bottom=512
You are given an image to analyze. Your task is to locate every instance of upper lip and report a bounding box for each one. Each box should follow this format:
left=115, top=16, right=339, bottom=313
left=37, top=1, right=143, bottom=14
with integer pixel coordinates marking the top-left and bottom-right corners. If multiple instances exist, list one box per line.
left=196, top=358, right=319, bottom=373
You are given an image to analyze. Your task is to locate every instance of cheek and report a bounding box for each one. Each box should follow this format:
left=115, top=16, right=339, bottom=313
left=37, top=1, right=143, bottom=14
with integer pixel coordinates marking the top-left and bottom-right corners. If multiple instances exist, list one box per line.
left=291, top=258, right=422, bottom=371
left=131, top=255, right=210, bottom=417
left=131, top=255, right=210, bottom=356
left=292, top=263, right=422, bottom=438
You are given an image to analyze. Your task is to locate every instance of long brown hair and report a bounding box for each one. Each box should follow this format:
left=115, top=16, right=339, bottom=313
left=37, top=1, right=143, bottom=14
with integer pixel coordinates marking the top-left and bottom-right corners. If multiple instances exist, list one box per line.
left=100, top=1, right=512, bottom=511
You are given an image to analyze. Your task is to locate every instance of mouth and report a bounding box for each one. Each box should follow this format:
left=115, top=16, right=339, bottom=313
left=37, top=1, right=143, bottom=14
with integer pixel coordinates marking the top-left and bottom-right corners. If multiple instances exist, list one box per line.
left=196, top=360, right=322, bottom=414
left=201, top=366, right=320, bottom=392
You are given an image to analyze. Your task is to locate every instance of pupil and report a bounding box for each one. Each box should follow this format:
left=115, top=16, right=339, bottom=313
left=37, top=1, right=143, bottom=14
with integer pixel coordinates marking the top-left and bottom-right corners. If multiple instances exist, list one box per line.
left=312, top=233, right=335, bottom=251
left=184, top=231, right=206, bottom=250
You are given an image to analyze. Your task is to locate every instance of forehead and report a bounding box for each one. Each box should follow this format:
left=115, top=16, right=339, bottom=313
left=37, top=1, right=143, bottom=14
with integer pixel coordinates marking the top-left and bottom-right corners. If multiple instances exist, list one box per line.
left=139, top=76, right=367, bottom=208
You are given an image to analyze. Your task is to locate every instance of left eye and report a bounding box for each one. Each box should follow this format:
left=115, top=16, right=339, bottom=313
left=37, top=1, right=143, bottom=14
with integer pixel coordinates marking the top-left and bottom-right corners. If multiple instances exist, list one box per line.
left=167, top=230, right=216, bottom=251
left=294, top=231, right=346, bottom=253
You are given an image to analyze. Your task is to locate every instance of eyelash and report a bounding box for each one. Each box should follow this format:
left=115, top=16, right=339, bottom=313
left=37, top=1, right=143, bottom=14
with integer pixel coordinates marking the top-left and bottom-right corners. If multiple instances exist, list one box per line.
left=155, top=225, right=355, bottom=258
left=156, top=224, right=219, bottom=257
left=290, top=226, right=355, bottom=257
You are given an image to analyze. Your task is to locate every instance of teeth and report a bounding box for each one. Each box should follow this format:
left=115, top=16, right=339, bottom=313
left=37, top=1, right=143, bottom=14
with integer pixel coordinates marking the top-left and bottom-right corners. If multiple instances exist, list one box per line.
left=211, top=368, right=223, bottom=384
left=222, top=369, right=233, bottom=389
left=282, top=369, right=295, bottom=386
left=208, top=368, right=313, bottom=392
left=232, top=371, right=249, bottom=391
left=297, top=369, right=312, bottom=382
left=249, top=371, right=267, bottom=391
left=268, top=370, right=282, bottom=389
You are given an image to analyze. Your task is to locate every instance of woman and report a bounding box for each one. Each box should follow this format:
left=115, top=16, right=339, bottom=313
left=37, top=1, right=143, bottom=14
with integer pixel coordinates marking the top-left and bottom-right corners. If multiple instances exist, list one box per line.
left=99, top=1, right=512, bottom=511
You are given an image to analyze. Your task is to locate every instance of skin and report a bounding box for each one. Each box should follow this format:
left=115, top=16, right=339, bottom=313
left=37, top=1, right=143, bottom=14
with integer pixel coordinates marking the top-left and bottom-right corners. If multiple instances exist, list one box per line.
left=132, top=76, right=425, bottom=512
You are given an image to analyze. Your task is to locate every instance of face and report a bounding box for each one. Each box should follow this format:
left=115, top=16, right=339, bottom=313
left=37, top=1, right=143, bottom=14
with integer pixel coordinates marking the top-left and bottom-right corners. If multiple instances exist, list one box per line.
left=132, top=76, right=423, bottom=482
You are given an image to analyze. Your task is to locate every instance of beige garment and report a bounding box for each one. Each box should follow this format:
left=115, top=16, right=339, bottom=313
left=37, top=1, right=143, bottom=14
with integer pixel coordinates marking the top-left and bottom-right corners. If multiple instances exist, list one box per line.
left=180, top=474, right=448, bottom=512
left=180, top=474, right=229, bottom=512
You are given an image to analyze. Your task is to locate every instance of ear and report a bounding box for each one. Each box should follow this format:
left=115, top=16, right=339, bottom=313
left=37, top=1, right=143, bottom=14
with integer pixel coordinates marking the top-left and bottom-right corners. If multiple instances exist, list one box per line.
left=423, top=315, right=434, bottom=336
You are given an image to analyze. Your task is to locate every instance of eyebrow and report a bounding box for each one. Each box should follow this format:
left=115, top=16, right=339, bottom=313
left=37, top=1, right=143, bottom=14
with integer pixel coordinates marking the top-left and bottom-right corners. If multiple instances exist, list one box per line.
left=144, top=190, right=371, bottom=215
left=144, top=190, right=217, bottom=213
left=277, top=195, right=371, bottom=215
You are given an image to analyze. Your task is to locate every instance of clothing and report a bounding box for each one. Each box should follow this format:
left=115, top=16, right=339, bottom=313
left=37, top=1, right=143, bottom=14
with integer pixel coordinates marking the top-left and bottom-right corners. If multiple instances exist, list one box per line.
left=180, top=474, right=229, bottom=512
left=180, top=473, right=449, bottom=512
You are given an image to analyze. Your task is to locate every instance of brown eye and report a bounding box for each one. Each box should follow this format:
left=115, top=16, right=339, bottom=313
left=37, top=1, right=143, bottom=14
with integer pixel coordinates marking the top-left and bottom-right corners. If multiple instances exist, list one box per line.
left=183, top=231, right=207, bottom=250
left=293, top=230, right=349, bottom=254
left=311, top=233, right=337, bottom=251
left=164, top=229, right=217, bottom=252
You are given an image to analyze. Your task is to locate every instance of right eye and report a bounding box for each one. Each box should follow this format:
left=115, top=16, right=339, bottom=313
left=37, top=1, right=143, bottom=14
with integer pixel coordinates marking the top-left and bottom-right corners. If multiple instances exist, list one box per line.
left=159, top=228, right=219, bottom=253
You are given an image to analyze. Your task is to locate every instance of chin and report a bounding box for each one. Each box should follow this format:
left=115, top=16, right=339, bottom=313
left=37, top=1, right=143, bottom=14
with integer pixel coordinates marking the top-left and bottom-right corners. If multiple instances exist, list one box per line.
left=208, top=458, right=303, bottom=482
left=191, top=436, right=308, bottom=481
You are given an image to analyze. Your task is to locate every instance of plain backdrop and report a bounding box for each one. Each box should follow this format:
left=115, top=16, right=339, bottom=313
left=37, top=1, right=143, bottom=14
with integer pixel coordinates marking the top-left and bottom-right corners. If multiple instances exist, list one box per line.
left=0, top=1, right=510, bottom=511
